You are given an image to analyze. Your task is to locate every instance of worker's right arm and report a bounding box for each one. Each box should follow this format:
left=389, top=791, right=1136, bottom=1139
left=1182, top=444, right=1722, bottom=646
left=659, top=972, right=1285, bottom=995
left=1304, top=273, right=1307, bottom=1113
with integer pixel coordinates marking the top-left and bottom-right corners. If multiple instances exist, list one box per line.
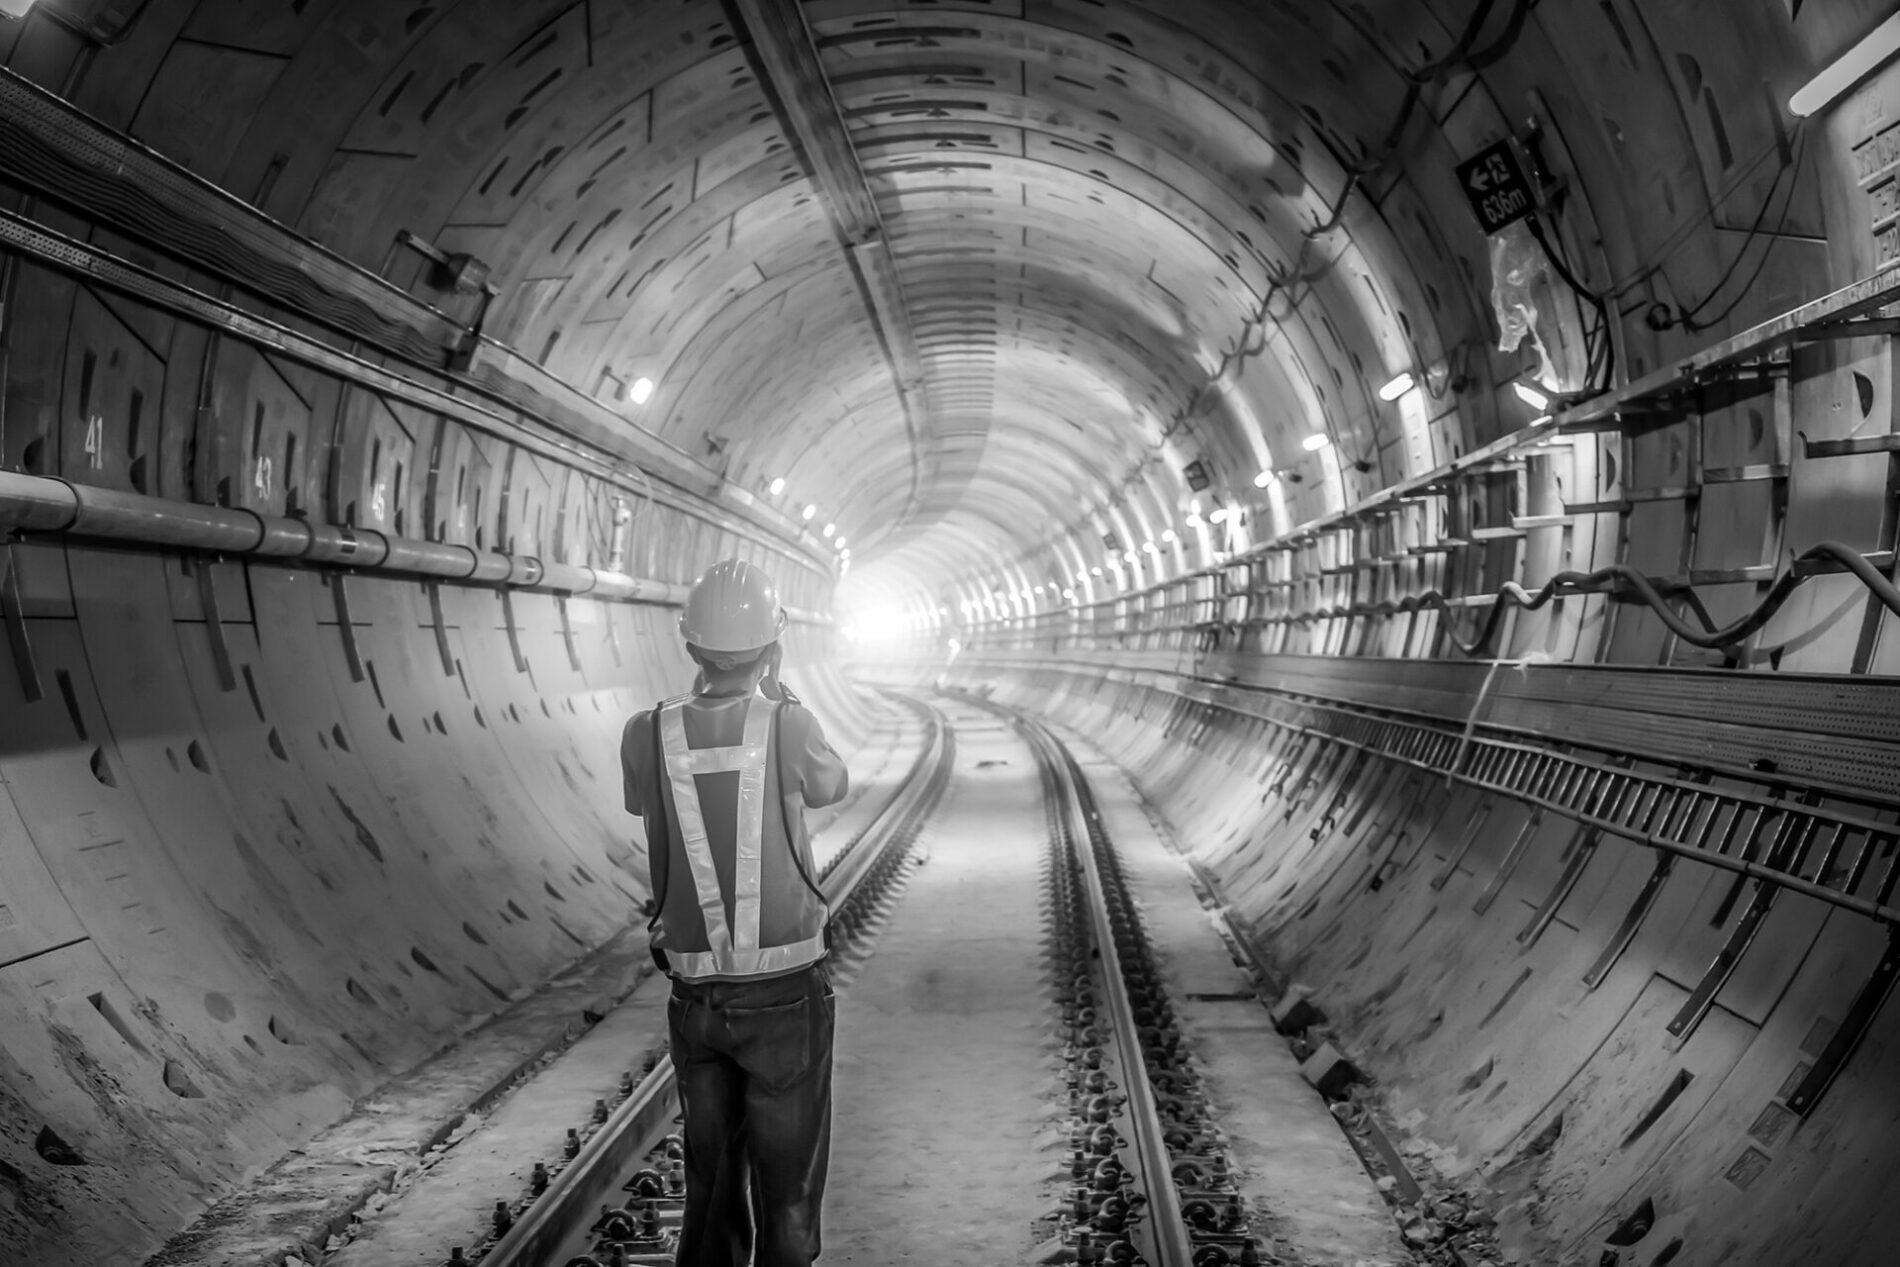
left=621, top=710, right=654, bottom=815
left=782, top=704, right=848, bottom=809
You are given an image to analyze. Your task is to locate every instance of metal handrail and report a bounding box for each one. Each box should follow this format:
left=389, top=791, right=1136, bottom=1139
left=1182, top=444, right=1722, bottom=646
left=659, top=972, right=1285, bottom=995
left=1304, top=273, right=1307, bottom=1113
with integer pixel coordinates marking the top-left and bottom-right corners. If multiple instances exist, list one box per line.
left=968, top=655, right=1900, bottom=927
left=963, top=542, right=1900, bottom=660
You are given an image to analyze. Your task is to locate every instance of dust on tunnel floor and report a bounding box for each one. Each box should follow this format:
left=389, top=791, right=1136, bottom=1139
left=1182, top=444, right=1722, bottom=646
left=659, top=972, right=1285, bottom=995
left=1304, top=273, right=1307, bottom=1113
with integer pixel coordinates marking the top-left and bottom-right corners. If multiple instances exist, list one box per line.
left=823, top=710, right=1063, bottom=1262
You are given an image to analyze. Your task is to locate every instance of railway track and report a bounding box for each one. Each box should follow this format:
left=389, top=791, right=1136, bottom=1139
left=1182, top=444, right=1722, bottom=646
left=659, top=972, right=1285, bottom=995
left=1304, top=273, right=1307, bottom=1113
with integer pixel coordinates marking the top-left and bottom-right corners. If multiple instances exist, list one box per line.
left=467, top=692, right=956, bottom=1267
left=427, top=689, right=1276, bottom=1265
left=963, top=691, right=1264, bottom=1267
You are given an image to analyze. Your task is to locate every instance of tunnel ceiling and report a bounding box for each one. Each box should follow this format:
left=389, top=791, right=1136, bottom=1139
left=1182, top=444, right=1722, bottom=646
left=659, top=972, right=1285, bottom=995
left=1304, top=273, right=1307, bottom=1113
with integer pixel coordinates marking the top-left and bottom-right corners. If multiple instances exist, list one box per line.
left=7, top=0, right=1886, bottom=603
left=83, top=0, right=1490, bottom=600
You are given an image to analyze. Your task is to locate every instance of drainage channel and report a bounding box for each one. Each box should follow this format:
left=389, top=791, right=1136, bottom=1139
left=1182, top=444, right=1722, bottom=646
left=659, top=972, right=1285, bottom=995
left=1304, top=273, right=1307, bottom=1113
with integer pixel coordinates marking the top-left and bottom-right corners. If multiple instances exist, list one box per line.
left=473, top=691, right=957, bottom=1267
left=966, top=690, right=1266, bottom=1267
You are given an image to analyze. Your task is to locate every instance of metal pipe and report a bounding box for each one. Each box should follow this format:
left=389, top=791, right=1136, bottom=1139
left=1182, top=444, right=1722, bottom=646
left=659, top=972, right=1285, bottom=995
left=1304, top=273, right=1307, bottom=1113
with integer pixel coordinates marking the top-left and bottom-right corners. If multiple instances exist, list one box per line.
left=0, top=469, right=698, bottom=607
left=0, top=205, right=831, bottom=579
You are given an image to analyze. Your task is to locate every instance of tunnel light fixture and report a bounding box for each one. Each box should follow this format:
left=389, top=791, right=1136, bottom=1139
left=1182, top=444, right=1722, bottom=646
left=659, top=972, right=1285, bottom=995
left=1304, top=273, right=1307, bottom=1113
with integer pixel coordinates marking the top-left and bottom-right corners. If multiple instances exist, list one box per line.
left=802, top=504, right=817, bottom=521
left=769, top=476, right=786, bottom=496
left=1791, top=13, right=1900, bottom=117
left=1513, top=380, right=1551, bottom=411
left=1208, top=508, right=1230, bottom=524
left=1377, top=371, right=1416, bottom=402
left=835, top=537, right=847, bottom=550
left=1142, top=541, right=1159, bottom=555
left=1252, top=470, right=1276, bottom=488
left=822, top=522, right=835, bottom=538
left=1161, top=529, right=1177, bottom=543
left=1302, top=433, right=1331, bottom=452
left=1091, top=566, right=1104, bottom=577
left=628, top=376, right=656, bottom=405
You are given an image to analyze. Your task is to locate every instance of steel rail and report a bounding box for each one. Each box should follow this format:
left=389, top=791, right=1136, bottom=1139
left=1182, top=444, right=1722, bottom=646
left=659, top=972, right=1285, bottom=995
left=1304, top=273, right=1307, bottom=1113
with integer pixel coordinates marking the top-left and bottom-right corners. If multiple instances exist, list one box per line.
left=1045, top=729, right=1197, bottom=1267
left=477, top=694, right=953, bottom=1267
left=958, top=691, right=1197, bottom=1267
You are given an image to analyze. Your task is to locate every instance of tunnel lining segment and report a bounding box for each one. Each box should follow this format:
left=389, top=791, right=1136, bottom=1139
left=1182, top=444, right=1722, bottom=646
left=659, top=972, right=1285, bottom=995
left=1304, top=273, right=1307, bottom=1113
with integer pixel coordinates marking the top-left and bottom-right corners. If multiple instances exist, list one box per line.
left=0, top=66, right=826, bottom=557
left=0, top=208, right=834, bottom=583
left=725, top=0, right=934, bottom=533
left=977, top=257, right=1900, bottom=608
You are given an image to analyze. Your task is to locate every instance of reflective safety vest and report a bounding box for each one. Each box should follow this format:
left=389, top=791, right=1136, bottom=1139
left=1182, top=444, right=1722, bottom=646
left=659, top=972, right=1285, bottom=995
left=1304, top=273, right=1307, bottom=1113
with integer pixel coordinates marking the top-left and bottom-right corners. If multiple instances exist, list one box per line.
left=654, top=694, right=828, bottom=980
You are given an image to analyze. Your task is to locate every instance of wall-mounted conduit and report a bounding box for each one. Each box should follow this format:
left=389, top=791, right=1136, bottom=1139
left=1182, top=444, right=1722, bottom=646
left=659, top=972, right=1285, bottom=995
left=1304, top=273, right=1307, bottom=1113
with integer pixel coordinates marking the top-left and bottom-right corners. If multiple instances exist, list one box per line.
left=0, top=470, right=829, bottom=625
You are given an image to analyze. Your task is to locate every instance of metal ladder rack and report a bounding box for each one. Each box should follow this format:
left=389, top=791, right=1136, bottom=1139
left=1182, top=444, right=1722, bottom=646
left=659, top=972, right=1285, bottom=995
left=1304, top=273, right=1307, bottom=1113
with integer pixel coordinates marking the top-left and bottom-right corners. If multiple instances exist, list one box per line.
left=1156, top=672, right=1900, bottom=1120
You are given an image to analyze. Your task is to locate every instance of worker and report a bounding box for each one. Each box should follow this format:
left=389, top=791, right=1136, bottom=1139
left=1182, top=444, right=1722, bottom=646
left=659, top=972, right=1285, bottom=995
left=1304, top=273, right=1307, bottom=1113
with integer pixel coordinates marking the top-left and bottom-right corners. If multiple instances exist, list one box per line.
left=621, top=558, right=849, bottom=1267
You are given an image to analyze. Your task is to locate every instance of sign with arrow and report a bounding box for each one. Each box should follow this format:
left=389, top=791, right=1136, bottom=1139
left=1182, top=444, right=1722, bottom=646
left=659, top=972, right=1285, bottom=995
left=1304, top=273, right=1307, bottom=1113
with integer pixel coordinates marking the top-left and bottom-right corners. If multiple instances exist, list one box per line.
left=1456, top=140, right=1535, bottom=234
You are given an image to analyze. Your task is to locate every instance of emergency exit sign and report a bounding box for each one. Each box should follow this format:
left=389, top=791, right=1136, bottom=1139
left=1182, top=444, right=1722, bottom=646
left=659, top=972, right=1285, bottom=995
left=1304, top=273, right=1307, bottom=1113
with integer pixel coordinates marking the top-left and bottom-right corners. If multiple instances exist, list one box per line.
left=1456, top=141, right=1535, bottom=234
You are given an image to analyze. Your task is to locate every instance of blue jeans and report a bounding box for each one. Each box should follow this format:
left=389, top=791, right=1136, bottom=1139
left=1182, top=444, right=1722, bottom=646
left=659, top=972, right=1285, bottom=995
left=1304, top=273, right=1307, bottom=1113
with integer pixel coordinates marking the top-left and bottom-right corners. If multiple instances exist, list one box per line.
left=667, top=962, right=835, bottom=1267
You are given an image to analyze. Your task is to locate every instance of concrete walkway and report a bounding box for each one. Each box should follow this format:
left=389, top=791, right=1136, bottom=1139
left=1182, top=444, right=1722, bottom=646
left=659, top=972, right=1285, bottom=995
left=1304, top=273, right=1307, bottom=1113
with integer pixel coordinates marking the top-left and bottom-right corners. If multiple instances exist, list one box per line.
left=823, top=705, right=1066, bottom=1262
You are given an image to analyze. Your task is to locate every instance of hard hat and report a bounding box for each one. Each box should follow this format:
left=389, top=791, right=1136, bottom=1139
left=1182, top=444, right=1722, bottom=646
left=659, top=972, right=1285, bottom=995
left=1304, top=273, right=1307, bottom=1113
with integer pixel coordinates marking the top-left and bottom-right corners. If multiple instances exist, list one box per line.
left=679, top=558, right=787, bottom=653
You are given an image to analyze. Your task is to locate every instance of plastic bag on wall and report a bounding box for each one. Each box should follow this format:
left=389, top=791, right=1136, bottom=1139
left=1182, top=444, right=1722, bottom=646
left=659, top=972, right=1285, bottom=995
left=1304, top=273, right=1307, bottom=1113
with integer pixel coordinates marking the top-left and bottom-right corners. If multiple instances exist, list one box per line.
left=1490, top=219, right=1557, bottom=388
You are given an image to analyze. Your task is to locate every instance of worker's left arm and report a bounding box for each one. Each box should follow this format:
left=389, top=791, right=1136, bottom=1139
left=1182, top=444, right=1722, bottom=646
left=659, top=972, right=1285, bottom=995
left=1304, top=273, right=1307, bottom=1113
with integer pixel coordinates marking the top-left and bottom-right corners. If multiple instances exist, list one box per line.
left=783, top=704, right=849, bottom=808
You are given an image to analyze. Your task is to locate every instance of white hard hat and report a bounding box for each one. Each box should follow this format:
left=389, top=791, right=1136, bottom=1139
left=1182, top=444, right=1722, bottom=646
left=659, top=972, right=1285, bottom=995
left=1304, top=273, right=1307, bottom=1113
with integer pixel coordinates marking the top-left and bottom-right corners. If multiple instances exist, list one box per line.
left=679, top=558, right=787, bottom=653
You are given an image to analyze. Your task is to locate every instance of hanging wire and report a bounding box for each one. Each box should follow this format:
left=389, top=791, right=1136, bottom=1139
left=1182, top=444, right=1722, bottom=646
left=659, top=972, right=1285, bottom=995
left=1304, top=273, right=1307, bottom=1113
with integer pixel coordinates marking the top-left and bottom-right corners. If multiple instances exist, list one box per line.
left=1673, top=126, right=1811, bottom=333
left=960, top=0, right=1536, bottom=591
left=1280, top=542, right=1900, bottom=658
left=1523, top=212, right=1616, bottom=393
left=1636, top=122, right=1810, bottom=332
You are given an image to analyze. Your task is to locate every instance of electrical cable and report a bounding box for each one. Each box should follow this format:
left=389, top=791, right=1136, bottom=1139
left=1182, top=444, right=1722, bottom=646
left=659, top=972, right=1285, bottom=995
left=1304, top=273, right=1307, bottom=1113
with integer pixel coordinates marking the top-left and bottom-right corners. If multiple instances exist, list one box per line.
left=1147, top=0, right=1534, bottom=455
left=1658, top=125, right=1809, bottom=333
left=1678, top=138, right=1809, bottom=333
left=1252, top=541, right=1900, bottom=658
left=967, top=0, right=1538, bottom=591
left=1523, top=212, right=1616, bottom=392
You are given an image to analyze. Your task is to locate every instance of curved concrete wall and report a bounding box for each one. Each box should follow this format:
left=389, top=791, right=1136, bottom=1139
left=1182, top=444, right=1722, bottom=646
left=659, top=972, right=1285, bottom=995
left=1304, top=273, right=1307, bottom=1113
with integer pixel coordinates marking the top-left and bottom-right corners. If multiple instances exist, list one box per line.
left=943, top=656, right=1897, bottom=1267
left=0, top=537, right=874, bottom=1262
left=2, top=1, right=1898, bottom=1263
